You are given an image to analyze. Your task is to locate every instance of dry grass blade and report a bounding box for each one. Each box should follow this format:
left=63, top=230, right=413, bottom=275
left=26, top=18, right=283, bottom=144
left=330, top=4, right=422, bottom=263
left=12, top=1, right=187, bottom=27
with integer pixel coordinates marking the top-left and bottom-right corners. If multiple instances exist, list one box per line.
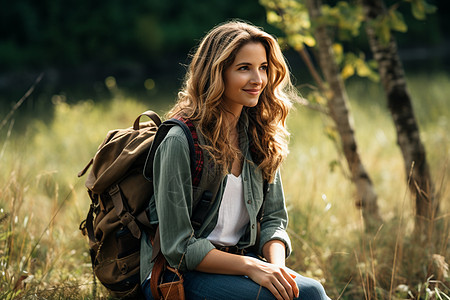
left=389, top=161, right=415, bottom=299
left=0, top=73, right=44, bottom=131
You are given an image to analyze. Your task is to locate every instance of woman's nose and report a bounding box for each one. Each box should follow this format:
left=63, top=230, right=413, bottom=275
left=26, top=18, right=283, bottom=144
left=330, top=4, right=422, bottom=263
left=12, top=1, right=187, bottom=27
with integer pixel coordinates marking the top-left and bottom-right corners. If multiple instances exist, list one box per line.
left=250, top=70, right=263, bottom=85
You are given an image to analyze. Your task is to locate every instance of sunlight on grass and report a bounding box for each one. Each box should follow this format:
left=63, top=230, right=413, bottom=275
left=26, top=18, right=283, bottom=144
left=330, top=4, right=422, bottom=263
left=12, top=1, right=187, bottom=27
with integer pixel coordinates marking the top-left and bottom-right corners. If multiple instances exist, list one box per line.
left=0, top=73, right=449, bottom=299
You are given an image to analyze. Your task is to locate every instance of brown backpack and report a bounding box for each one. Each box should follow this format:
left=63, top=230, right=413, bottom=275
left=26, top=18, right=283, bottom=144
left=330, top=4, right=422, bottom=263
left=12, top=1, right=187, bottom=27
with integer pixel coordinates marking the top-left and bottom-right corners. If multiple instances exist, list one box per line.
left=78, top=111, right=217, bottom=299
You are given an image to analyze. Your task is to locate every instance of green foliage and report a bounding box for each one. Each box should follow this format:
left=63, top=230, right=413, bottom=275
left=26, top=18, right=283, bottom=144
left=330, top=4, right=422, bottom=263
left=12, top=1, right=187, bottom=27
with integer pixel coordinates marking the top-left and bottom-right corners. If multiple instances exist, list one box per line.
left=261, top=0, right=314, bottom=49
left=333, top=44, right=379, bottom=81
left=369, top=4, right=409, bottom=45
left=261, top=0, right=380, bottom=84
left=364, top=0, right=437, bottom=46
left=320, top=1, right=364, bottom=40
left=406, top=0, right=437, bottom=20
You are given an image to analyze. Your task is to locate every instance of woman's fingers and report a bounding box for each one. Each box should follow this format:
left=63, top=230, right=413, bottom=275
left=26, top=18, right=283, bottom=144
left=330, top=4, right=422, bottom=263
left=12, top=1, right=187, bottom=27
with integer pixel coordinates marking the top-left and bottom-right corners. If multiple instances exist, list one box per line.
left=272, top=273, right=294, bottom=300
left=264, top=270, right=295, bottom=300
left=265, top=282, right=284, bottom=300
left=285, top=270, right=299, bottom=298
left=246, top=258, right=299, bottom=300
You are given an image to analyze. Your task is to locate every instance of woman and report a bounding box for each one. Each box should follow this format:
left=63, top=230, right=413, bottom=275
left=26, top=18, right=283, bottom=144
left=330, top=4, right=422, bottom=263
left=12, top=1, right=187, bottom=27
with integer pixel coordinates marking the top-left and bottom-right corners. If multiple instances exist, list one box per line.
left=141, top=20, right=330, bottom=300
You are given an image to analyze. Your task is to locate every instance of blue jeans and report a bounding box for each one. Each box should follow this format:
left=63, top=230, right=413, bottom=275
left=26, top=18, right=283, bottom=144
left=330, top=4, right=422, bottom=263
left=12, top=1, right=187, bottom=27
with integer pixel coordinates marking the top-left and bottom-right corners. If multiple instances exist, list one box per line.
left=142, top=254, right=330, bottom=300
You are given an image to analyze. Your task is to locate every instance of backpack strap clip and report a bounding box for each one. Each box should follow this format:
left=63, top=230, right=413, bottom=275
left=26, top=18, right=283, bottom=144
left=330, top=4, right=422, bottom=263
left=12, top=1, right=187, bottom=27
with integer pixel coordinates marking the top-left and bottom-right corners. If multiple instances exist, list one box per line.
left=109, top=184, right=141, bottom=239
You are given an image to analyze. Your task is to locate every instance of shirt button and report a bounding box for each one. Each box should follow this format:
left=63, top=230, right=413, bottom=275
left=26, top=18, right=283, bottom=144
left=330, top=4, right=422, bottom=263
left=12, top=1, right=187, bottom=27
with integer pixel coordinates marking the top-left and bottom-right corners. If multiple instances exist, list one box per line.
left=247, top=200, right=251, bottom=204
left=243, top=177, right=248, bottom=181
left=251, top=224, right=255, bottom=229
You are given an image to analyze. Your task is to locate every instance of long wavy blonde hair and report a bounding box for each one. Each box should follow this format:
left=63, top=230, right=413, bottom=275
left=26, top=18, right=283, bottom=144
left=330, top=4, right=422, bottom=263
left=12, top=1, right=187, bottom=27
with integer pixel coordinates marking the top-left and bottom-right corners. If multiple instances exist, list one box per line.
left=168, top=20, right=297, bottom=182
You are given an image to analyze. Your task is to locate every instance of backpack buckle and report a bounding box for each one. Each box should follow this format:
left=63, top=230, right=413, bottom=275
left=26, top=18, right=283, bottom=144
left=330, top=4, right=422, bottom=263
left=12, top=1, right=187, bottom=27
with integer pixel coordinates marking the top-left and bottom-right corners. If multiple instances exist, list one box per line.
left=119, top=212, right=141, bottom=239
left=108, top=184, right=142, bottom=239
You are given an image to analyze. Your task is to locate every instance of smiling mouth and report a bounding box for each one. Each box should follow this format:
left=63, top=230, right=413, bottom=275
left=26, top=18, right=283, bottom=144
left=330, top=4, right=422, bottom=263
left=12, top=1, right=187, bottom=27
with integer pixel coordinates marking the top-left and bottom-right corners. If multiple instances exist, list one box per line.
left=243, top=89, right=260, bottom=95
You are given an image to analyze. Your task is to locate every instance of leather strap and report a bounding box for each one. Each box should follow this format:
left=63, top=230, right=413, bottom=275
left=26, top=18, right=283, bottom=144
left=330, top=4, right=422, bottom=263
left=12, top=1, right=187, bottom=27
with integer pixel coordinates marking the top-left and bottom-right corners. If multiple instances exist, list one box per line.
left=214, top=244, right=247, bottom=255
left=136, top=209, right=152, bottom=229
left=80, top=204, right=96, bottom=243
left=150, top=252, right=166, bottom=300
left=78, top=158, right=93, bottom=177
left=109, top=184, right=141, bottom=239
left=151, top=227, right=161, bottom=262
left=133, top=110, right=162, bottom=130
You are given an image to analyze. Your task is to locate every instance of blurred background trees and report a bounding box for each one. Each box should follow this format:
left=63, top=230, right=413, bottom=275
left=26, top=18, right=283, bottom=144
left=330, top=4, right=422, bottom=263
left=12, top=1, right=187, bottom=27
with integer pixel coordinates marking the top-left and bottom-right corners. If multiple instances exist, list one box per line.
left=0, top=0, right=448, bottom=93
left=0, top=0, right=269, bottom=75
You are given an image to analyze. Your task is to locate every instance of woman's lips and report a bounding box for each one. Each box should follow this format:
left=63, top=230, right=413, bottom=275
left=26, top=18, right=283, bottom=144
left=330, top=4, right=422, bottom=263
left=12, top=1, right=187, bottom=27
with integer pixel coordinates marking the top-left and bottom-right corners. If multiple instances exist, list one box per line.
left=243, top=89, right=260, bottom=95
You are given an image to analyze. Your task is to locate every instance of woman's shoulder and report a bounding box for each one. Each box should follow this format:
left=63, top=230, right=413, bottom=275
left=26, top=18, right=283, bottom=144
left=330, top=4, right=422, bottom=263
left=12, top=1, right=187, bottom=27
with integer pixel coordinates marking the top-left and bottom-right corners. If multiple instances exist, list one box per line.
left=165, top=124, right=186, bottom=138
left=158, top=124, right=189, bottom=150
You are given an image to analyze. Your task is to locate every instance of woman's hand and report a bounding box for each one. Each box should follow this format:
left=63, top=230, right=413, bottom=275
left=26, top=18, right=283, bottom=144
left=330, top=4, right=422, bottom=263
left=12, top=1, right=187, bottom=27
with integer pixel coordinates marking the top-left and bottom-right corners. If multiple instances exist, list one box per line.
left=245, top=256, right=299, bottom=300
left=196, top=248, right=299, bottom=299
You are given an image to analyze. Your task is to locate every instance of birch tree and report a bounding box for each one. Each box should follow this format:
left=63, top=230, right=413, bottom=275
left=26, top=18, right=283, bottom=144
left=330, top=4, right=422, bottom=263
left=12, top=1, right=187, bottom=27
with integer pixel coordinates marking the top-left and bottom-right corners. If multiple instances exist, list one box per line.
left=261, top=0, right=383, bottom=231
left=359, top=0, right=438, bottom=237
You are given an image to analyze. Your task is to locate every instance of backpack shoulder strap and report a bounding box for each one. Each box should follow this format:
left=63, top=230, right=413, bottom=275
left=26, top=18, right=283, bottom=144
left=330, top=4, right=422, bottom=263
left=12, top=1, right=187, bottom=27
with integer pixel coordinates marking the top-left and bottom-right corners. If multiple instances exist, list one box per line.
left=172, top=116, right=204, bottom=186
left=145, top=117, right=207, bottom=264
left=143, top=118, right=200, bottom=182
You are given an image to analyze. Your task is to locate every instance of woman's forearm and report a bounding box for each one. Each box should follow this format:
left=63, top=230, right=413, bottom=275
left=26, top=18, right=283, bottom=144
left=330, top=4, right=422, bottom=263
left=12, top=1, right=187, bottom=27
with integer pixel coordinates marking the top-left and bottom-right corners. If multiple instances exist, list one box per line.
left=195, top=240, right=287, bottom=275
left=195, top=249, right=251, bottom=275
left=262, top=239, right=286, bottom=267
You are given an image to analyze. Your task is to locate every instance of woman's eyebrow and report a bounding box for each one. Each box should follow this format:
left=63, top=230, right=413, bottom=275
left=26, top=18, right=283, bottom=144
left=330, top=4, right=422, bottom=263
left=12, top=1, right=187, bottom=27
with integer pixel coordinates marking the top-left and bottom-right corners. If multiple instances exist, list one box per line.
left=235, top=61, right=268, bottom=66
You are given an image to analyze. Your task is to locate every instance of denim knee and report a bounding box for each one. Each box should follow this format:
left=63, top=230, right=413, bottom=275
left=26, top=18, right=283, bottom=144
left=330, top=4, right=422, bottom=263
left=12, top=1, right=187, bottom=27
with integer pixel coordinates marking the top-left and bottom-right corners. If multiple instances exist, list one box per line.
left=295, top=276, right=329, bottom=300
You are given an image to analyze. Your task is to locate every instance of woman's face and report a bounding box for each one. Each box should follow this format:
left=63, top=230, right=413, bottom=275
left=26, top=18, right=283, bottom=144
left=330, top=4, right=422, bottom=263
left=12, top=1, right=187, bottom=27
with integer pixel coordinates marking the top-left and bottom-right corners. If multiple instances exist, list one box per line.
left=222, top=42, right=268, bottom=117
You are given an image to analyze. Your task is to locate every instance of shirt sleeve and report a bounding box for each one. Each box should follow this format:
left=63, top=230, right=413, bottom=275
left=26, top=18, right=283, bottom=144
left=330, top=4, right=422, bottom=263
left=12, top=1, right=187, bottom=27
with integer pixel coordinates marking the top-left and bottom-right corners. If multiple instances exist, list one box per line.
left=153, top=126, right=215, bottom=272
left=258, top=170, right=292, bottom=257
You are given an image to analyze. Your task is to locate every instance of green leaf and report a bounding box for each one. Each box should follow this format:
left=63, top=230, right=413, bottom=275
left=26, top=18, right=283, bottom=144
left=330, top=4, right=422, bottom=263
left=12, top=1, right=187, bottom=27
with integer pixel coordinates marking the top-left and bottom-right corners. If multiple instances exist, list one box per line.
left=410, top=0, right=437, bottom=20
left=341, top=64, right=355, bottom=79
left=333, top=43, right=344, bottom=64
left=307, top=90, right=327, bottom=105
left=267, top=10, right=282, bottom=25
left=388, top=9, right=407, bottom=32
left=303, top=32, right=316, bottom=47
left=375, top=15, right=391, bottom=45
left=411, top=0, right=426, bottom=20
left=320, top=1, right=363, bottom=39
left=424, top=2, right=437, bottom=14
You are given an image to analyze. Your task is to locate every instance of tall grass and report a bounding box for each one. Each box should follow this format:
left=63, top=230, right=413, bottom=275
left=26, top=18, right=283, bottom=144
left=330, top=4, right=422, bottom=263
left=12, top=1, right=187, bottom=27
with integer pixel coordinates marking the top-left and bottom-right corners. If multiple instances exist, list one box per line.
left=284, top=72, right=450, bottom=299
left=0, top=73, right=449, bottom=299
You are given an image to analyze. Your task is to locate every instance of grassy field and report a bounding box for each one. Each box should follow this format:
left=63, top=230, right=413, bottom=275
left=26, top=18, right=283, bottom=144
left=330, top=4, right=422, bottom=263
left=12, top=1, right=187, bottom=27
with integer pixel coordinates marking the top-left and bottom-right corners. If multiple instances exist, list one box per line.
left=0, top=72, right=449, bottom=299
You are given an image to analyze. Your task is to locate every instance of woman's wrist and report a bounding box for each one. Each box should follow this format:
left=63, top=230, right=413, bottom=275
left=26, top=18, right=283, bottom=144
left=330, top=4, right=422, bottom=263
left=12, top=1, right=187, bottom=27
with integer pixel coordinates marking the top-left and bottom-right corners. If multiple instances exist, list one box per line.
left=242, top=255, right=260, bottom=276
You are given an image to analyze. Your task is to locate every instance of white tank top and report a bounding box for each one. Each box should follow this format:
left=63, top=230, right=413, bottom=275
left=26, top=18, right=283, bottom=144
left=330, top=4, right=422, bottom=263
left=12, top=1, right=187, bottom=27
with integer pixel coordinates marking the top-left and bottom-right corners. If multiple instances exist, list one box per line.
left=207, top=174, right=249, bottom=246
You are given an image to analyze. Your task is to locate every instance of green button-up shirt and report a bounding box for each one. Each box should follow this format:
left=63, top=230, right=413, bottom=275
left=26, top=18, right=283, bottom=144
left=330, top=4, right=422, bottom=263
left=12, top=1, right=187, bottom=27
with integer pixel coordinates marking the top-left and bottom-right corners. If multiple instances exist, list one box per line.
left=140, top=112, right=292, bottom=283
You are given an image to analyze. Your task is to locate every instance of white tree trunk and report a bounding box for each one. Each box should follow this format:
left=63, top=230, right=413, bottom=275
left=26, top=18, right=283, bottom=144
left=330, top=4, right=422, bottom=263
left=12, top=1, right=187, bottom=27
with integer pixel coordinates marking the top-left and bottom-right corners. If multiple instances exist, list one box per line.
left=305, top=0, right=382, bottom=231
left=360, top=0, right=437, bottom=237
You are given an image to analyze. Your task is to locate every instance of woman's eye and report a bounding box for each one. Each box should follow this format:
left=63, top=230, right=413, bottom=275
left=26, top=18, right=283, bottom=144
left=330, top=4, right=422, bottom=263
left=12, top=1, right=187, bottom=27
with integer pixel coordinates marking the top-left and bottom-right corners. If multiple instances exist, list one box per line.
left=260, top=65, right=268, bottom=71
left=238, top=66, right=249, bottom=71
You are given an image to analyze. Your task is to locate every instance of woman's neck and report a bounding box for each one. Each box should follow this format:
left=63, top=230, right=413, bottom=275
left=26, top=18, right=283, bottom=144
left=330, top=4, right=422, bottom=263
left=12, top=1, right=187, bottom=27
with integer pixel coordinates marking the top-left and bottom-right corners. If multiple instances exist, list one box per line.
left=223, top=109, right=240, bottom=130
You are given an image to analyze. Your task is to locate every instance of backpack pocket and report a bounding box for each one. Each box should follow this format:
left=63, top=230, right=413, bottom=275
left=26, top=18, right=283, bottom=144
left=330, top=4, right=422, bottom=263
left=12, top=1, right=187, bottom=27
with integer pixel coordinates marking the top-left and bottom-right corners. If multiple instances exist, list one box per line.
left=116, top=227, right=140, bottom=258
left=93, top=227, right=141, bottom=298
